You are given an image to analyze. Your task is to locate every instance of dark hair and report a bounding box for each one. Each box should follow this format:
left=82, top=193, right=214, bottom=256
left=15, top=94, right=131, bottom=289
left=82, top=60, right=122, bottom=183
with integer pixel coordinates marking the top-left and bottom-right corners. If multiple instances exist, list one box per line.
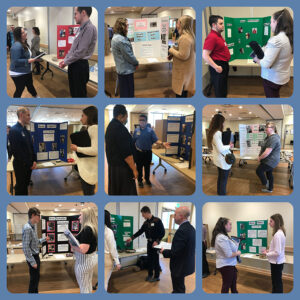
left=207, top=114, right=225, bottom=149
left=32, top=27, right=40, bottom=36
left=77, top=7, right=92, bottom=17
left=273, top=9, right=293, bottom=53
left=83, top=106, right=98, bottom=125
left=113, top=104, right=127, bottom=118
left=13, top=27, right=29, bottom=51
left=113, top=18, right=128, bottom=36
left=7, top=125, right=11, bottom=129
left=270, top=214, right=286, bottom=236
left=105, top=210, right=112, bottom=229
left=28, top=207, right=41, bottom=219
left=139, top=114, right=147, bottom=121
left=141, top=206, right=151, bottom=214
left=209, top=15, right=223, bottom=27
left=211, top=217, right=229, bottom=247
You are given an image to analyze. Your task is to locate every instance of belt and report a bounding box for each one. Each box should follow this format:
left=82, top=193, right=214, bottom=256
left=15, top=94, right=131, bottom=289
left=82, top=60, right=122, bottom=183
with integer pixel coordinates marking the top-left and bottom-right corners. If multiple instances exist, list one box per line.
left=135, top=144, right=151, bottom=153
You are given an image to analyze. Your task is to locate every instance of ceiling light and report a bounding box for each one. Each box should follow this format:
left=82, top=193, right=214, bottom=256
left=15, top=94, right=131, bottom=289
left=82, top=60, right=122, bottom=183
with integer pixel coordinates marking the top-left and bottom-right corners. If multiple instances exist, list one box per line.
left=239, top=106, right=243, bottom=109
left=36, top=204, right=39, bottom=207
left=215, top=109, right=219, bottom=112
left=229, top=113, right=232, bottom=116
left=58, top=204, right=62, bottom=207
left=249, top=112, right=252, bottom=114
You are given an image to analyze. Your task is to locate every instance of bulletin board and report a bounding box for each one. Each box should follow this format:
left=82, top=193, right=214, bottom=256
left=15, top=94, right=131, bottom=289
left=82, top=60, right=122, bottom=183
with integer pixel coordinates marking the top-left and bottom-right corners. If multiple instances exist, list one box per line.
left=110, top=214, right=133, bottom=250
left=127, top=17, right=169, bottom=58
left=166, top=116, right=181, bottom=156
left=41, top=215, right=80, bottom=256
left=57, top=25, right=80, bottom=59
left=224, top=16, right=271, bottom=61
left=237, top=220, right=268, bottom=254
left=239, top=124, right=267, bottom=158
left=30, top=122, right=68, bottom=162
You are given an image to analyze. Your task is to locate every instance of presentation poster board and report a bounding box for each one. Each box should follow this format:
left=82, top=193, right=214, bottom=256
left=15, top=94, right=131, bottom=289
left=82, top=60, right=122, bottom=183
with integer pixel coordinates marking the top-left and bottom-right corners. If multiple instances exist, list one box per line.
left=41, top=215, right=80, bottom=256
left=178, top=114, right=195, bottom=161
left=166, top=116, right=181, bottom=156
left=237, top=220, right=268, bottom=254
left=127, top=17, right=169, bottom=58
left=30, top=122, right=68, bottom=162
left=224, top=16, right=271, bottom=61
left=57, top=25, right=80, bottom=59
left=239, top=124, right=267, bottom=158
left=110, top=214, right=133, bottom=250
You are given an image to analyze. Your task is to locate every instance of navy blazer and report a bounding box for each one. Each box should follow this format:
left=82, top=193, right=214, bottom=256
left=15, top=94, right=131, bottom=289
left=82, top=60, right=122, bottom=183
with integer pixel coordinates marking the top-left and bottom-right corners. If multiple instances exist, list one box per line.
left=10, top=41, right=31, bottom=73
left=163, top=221, right=196, bottom=277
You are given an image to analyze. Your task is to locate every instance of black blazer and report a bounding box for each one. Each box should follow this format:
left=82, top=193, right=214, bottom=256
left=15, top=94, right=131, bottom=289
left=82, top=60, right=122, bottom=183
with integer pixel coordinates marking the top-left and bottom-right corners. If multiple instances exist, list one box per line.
left=162, top=221, right=195, bottom=277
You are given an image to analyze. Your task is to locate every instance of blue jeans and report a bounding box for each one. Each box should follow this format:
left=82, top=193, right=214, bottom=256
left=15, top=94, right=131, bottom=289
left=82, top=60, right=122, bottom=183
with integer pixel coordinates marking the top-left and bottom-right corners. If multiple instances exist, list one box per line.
left=217, top=167, right=230, bottom=195
left=256, top=163, right=274, bottom=191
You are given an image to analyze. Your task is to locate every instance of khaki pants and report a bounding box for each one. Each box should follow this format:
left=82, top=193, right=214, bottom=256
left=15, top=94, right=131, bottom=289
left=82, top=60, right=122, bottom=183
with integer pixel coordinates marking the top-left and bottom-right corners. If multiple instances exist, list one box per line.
left=104, top=253, right=114, bottom=291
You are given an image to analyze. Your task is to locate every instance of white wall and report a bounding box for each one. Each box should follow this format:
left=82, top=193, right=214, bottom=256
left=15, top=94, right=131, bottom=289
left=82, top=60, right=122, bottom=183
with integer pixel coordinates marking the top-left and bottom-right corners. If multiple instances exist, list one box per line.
left=203, top=202, right=293, bottom=247
left=105, top=12, right=141, bottom=27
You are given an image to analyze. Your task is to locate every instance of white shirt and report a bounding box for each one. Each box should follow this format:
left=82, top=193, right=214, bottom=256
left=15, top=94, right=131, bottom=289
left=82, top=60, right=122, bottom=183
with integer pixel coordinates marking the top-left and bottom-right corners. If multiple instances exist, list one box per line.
left=105, top=225, right=120, bottom=265
left=212, top=131, right=231, bottom=170
left=74, top=125, right=98, bottom=185
left=267, top=229, right=286, bottom=264
left=260, top=31, right=293, bottom=85
left=215, top=234, right=238, bottom=268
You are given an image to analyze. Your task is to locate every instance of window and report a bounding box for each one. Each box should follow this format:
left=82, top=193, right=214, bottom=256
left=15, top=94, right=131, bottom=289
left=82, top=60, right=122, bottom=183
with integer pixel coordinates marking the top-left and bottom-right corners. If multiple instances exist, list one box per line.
left=161, top=209, right=178, bottom=230
left=149, top=113, right=163, bottom=127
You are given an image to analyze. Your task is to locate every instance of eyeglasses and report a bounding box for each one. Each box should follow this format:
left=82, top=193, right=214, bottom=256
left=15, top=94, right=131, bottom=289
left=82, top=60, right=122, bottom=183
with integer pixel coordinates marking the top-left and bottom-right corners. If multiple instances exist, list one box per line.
left=139, top=120, right=146, bottom=122
left=266, top=126, right=273, bottom=129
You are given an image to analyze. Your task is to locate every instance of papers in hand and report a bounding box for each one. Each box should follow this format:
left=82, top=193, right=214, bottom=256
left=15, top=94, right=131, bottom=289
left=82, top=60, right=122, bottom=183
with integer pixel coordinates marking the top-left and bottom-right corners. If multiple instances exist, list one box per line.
left=64, top=229, right=80, bottom=247
left=33, top=52, right=47, bottom=60
left=153, top=241, right=172, bottom=250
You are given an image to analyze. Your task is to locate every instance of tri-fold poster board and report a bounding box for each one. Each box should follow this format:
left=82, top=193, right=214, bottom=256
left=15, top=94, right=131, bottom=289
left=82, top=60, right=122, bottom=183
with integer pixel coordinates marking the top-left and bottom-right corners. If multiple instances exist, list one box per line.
left=110, top=214, right=133, bottom=250
left=57, top=25, right=80, bottom=59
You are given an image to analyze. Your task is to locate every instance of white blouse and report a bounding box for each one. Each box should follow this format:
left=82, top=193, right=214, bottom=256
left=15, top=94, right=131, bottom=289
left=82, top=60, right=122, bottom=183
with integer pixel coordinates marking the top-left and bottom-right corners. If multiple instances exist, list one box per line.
left=105, top=226, right=120, bottom=265
left=212, top=131, right=231, bottom=170
left=215, top=234, right=239, bottom=268
left=267, top=229, right=286, bottom=264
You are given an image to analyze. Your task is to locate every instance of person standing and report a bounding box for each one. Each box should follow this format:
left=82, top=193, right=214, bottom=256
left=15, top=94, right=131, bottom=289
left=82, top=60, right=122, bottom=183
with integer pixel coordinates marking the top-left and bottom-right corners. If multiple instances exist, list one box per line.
left=22, top=207, right=49, bottom=293
left=111, top=18, right=139, bottom=97
left=202, top=224, right=210, bottom=278
left=253, top=9, right=293, bottom=97
left=8, top=107, right=37, bottom=195
left=160, top=206, right=195, bottom=293
left=263, top=214, right=286, bottom=293
left=105, top=104, right=138, bottom=195
left=127, top=206, right=165, bottom=282
left=31, top=27, right=41, bottom=75
left=211, top=217, right=241, bottom=293
left=256, top=122, right=281, bottom=193
left=203, top=15, right=231, bottom=97
left=7, top=25, right=15, bottom=51
left=59, top=7, right=97, bottom=98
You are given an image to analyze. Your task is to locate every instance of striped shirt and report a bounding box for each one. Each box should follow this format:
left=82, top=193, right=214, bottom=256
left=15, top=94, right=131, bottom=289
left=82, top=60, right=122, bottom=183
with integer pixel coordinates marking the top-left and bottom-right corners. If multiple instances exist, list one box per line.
left=22, top=221, right=46, bottom=266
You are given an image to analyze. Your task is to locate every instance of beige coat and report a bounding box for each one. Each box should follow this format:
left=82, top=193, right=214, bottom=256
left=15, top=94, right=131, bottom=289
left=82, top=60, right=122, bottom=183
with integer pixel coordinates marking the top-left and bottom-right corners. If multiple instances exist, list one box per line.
left=169, top=33, right=196, bottom=96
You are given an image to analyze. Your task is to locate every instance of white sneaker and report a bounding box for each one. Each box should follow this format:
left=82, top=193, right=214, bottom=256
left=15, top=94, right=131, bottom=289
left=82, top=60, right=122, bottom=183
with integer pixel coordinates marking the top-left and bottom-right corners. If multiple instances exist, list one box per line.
left=262, top=188, right=273, bottom=193
left=34, top=95, right=41, bottom=98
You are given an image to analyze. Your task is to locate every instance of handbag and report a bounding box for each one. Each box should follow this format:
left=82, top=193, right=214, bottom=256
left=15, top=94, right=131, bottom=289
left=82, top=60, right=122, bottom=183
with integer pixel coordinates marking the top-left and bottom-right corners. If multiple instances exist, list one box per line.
left=222, top=151, right=235, bottom=165
left=70, top=130, right=96, bottom=158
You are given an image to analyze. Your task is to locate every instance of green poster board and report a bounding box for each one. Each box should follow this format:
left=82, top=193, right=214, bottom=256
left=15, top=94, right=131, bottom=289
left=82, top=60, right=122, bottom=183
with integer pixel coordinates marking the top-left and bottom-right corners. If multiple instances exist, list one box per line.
left=224, top=16, right=271, bottom=61
left=237, top=220, right=268, bottom=254
left=111, top=214, right=134, bottom=250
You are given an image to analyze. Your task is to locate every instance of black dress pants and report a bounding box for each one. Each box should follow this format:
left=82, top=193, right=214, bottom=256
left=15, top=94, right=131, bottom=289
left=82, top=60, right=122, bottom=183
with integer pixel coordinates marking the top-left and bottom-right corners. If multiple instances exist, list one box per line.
left=217, top=167, right=230, bottom=195
left=209, top=60, right=229, bottom=97
left=118, top=73, right=134, bottom=97
left=171, top=273, right=185, bottom=293
left=11, top=73, right=37, bottom=98
left=13, top=159, right=32, bottom=195
left=270, top=263, right=284, bottom=293
left=27, top=254, right=40, bottom=293
left=176, top=90, right=188, bottom=98
left=68, top=59, right=89, bottom=98
left=202, top=241, right=210, bottom=275
left=256, top=163, right=274, bottom=191
left=80, top=177, right=95, bottom=195
left=219, top=266, right=238, bottom=293
left=263, top=79, right=282, bottom=98
left=147, top=242, right=160, bottom=278
left=135, top=150, right=152, bottom=182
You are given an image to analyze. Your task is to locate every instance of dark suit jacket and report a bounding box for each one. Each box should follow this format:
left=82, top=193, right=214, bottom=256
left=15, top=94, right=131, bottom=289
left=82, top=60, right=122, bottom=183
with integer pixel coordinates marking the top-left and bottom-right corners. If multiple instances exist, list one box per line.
left=162, top=221, right=195, bottom=277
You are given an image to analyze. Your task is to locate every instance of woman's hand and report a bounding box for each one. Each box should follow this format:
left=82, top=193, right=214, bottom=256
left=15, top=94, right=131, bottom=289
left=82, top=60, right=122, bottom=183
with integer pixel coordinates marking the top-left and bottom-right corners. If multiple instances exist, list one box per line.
left=28, top=58, right=36, bottom=63
left=253, top=56, right=260, bottom=64
left=116, top=264, right=121, bottom=271
left=70, top=144, right=78, bottom=152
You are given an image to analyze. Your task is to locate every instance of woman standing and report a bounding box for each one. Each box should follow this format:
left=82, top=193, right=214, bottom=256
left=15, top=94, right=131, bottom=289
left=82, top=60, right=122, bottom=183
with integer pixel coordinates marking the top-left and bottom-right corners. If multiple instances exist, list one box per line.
left=9, top=27, right=38, bottom=98
left=104, top=210, right=121, bottom=291
left=253, top=9, right=293, bottom=97
left=31, top=27, right=41, bottom=75
left=71, top=106, right=98, bottom=195
left=71, top=207, right=98, bottom=293
left=263, top=214, right=286, bottom=293
left=169, top=15, right=196, bottom=98
left=211, top=217, right=241, bottom=293
left=207, top=114, right=233, bottom=195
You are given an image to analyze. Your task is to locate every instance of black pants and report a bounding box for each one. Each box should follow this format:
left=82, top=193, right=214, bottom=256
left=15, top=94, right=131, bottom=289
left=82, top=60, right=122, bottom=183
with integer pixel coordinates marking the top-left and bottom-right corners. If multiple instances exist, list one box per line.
left=27, top=254, right=40, bottom=293
left=34, top=61, right=40, bottom=74
left=68, top=59, right=89, bottom=98
left=80, top=177, right=95, bottom=195
left=217, top=167, right=230, bottom=195
left=202, top=241, right=210, bottom=275
left=147, top=242, right=160, bottom=278
left=13, top=160, right=32, bottom=195
left=171, top=273, right=185, bottom=293
left=219, top=266, right=238, bottom=293
left=270, top=263, right=284, bottom=293
left=256, top=163, right=274, bottom=191
left=11, top=73, right=37, bottom=98
left=176, top=90, right=188, bottom=98
left=135, top=150, right=152, bottom=182
left=118, top=73, right=134, bottom=97
left=108, top=164, right=137, bottom=195
left=263, top=79, right=282, bottom=98
left=209, top=60, right=229, bottom=97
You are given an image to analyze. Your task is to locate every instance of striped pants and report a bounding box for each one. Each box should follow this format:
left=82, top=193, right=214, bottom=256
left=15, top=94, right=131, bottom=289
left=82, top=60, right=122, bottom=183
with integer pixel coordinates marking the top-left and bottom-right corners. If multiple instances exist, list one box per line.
left=104, top=253, right=114, bottom=291
left=74, top=251, right=97, bottom=293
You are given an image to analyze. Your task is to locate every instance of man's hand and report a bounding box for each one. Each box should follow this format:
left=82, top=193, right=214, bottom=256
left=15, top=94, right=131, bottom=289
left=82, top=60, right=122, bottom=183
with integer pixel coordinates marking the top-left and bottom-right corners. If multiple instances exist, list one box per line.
left=152, top=241, right=158, bottom=247
left=70, top=144, right=78, bottom=152
left=163, top=142, right=171, bottom=149
left=215, top=65, right=223, bottom=73
left=133, top=168, right=138, bottom=180
left=59, top=61, right=66, bottom=68
left=32, top=264, right=38, bottom=269
left=126, top=238, right=132, bottom=243
left=159, top=248, right=164, bottom=254
left=31, top=161, right=37, bottom=170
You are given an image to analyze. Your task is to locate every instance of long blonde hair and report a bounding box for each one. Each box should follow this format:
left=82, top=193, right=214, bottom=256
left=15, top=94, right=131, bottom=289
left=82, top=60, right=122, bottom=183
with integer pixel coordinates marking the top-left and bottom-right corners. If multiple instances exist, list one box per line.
left=80, top=207, right=98, bottom=239
left=178, top=15, right=195, bottom=45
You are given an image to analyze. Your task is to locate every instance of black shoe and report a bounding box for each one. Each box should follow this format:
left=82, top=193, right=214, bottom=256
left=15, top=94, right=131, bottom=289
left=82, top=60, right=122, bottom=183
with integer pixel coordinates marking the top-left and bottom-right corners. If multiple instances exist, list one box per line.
left=138, top=181, right=144, bottom=188
left=149, top=277, right=160, bottom=282
left=145, top=276, right=152, bottom=281
left=33, top=71, right=41, bottom=75
left=145, top=180, right=152, bottom=186
left=202, top=273, right=209, bottom=278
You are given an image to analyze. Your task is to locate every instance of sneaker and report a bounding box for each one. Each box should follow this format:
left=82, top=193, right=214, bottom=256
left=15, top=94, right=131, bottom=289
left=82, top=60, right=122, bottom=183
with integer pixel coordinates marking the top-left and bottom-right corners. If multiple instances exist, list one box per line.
left=262, top=188, right=273, bottom=193
left=145, top=180, right=152, bottom=186
left=34, top=95, right=41, bottom=98
left=145, top=276, right=152, bottom=281
left=138, top=181, right=144, bottom=188
left=149, top=277, right=160, bottom=282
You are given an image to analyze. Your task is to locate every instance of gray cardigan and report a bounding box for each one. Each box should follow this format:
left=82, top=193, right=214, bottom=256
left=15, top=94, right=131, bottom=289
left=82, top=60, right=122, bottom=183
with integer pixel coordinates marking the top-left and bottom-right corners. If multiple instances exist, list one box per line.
left=31, top=36, right=40, bottom=57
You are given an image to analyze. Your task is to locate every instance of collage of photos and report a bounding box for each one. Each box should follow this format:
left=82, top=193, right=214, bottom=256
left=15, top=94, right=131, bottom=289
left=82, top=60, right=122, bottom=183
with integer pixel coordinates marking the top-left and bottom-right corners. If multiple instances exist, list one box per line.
left=2, top=2, right=297, bottom=299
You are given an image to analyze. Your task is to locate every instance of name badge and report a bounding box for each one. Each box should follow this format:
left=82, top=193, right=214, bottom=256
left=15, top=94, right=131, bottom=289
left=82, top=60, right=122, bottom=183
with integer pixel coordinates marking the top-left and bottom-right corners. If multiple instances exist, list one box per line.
left=151, top=223, right=155, bottom=227
left=137, top=131, right=141, bottom=136
left=21, top=131, right=25, bottom=137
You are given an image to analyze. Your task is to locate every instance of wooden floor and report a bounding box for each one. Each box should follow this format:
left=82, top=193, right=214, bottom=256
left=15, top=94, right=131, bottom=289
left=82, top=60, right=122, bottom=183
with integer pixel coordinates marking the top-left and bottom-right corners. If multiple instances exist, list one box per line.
left=7, top=56, right=97, bottom=98
left=202, top=160, right=292, bottom=196
left=108, top=257, right=195, bottom=293
left=204, top=76, right=293, bottom=98
left=104, top=154, right=195, bottom=195
left=203, top=261, right=293, bottom=293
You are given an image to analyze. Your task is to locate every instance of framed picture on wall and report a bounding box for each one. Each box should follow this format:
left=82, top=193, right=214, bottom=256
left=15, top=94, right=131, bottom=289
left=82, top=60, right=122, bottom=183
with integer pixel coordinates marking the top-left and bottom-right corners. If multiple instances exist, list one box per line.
left=71, top=220, right=79, bottom=231
left=47, top=221, right=55, bottom=232
left=47, top=233, right=55, bottom=243
left=48, top=244, right=55, bottom=253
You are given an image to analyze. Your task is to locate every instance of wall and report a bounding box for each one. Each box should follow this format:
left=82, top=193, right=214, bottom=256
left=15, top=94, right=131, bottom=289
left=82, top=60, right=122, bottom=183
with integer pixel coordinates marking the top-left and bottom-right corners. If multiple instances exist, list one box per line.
left=203, top=202, right=293, bottom=247
left=104, top=12, right=141, bottom=27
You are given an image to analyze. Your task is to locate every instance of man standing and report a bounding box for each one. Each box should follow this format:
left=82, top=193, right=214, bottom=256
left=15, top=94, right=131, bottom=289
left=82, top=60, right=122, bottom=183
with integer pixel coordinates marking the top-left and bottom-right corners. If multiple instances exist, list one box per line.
left=105, top=104, right=138, bottom=195
left=8, top=107, right=36, bottom=195
left=59, top=7, right=97, bottom=98
left=203, top=15, right=231, bottom=97
left=133, top=114, right=170, bottom=187
left=127, top=206, right=165, bottom=282
left=23, top=207, right=49, bottom=293
left=160, top=206, right=195, bottom=293
left=7, top=25, right=15, bottom=51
